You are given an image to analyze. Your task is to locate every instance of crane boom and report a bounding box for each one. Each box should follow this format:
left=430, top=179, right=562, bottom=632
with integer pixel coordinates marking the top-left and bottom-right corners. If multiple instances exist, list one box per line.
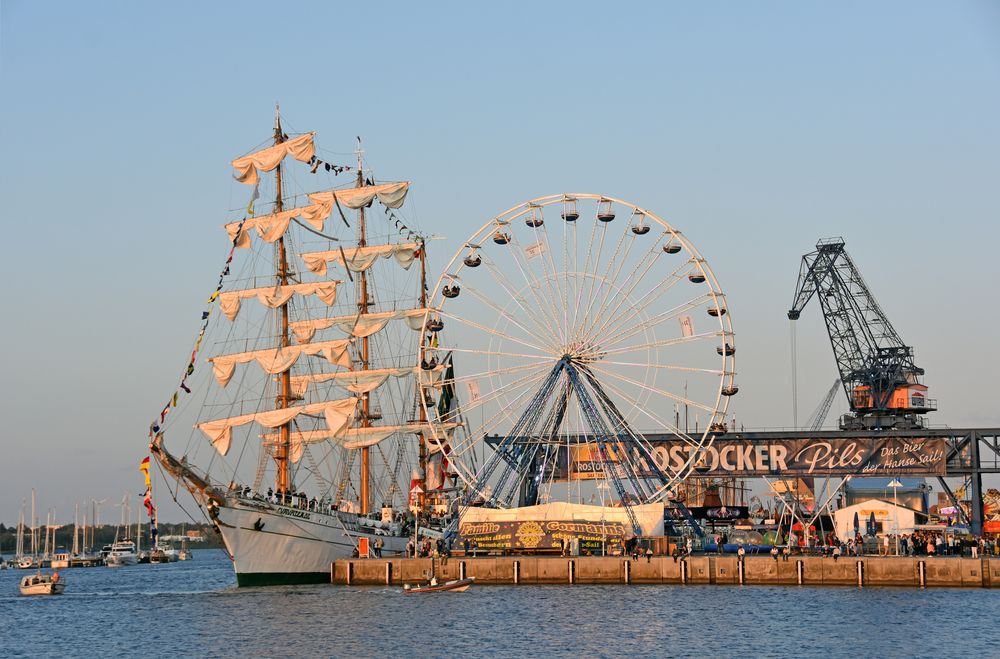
left=788, top=238, right=935, bottom=429
left=805, top=378, right=841, bottom=431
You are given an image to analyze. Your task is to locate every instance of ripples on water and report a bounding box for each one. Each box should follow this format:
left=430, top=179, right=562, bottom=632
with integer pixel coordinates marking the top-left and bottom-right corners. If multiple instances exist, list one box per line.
left=2, top=550, right=997, bottom=658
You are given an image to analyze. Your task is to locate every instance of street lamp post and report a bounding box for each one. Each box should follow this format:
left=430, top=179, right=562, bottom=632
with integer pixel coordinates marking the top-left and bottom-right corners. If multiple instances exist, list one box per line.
left=888, top=479, right=903, bottom=556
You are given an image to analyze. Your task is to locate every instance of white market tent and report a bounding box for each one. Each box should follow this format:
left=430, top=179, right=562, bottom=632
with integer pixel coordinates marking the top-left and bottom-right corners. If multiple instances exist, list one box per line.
left=833, top=499, right=927, bottom=539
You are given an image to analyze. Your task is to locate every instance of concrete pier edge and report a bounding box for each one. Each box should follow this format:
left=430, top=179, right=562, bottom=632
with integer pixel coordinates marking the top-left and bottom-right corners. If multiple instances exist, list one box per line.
left=331, top=555, right=1000, bottom=588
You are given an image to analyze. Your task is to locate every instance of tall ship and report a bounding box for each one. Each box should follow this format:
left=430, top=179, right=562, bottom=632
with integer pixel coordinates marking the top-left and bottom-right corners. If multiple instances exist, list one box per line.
left=151, top=109, right=454, bottom=586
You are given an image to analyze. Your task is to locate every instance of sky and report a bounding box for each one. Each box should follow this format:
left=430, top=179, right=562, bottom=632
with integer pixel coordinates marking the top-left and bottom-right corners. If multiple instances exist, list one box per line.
left=1, top=1, right=998, bottom=524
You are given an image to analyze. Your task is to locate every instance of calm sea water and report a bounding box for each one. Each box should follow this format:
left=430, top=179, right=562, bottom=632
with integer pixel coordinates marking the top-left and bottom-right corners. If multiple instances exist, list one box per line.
left=1, top=549, right=997, bottom=658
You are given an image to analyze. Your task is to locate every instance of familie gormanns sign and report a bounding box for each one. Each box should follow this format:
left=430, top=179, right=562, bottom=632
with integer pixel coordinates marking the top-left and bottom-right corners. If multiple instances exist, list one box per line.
left=560, top=436, right=947, bottom=478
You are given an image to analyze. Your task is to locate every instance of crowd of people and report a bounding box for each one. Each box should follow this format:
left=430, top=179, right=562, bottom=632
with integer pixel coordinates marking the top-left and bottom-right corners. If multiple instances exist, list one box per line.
left=406, top=536, right=452, bottom=558
left=702, top=527, right=999, bottom=558
left=230, top=484, right=335, bottom=513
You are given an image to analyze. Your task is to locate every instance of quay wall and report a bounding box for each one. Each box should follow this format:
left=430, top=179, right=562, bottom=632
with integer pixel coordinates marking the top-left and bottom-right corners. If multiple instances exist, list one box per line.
left=331, top=556, right=1000, bottom=589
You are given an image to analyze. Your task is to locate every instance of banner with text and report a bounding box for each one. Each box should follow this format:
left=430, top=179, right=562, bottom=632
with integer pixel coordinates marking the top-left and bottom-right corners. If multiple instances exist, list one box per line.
left=548, top=436, right=947, bottom=478
left=458, top=519, right=626, bottom=552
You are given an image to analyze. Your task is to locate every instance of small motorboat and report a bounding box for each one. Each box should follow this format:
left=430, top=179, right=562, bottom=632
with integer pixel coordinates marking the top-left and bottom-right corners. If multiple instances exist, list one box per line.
left=403, top=577, right=475, bottom=594
left=19, top=571, right=66, bottom=596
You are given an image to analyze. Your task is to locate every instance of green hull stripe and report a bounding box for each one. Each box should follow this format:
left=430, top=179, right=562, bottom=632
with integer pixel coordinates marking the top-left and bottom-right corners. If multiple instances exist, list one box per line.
left=236, top=571, right=329, bottom=587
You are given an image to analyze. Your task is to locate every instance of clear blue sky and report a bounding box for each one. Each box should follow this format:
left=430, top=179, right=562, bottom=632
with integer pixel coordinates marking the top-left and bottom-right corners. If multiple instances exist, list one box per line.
left=1, top=1, right=998, bottom=523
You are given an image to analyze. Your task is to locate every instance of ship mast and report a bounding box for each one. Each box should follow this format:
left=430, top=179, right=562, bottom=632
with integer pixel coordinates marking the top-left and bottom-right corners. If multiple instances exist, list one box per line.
left=417, top=243, right=429, bottom=513
left=357, top=140, right=372, bottom=515
left=273, top=106, right=293, bottom=498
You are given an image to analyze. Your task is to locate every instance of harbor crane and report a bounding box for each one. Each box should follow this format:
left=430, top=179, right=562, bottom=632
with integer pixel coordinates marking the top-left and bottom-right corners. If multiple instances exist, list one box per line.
left=788, top=238, right=936, bottom=430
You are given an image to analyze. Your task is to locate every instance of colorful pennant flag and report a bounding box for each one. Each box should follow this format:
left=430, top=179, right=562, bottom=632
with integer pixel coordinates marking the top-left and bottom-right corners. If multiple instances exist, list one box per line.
left=139, top=456, right=151, bottom=489
left=143, top=488, right=156, bottom=517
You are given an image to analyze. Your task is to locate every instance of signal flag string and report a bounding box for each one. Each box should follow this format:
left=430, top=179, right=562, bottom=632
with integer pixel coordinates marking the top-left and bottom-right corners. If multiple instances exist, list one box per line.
left=147, top=212, right=249, bottom=440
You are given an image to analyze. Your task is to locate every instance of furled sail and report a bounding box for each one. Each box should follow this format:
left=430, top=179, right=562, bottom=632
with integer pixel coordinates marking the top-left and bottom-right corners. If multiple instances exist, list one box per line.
left=289, top=307, right=431, bottom=343
left=308, top=181, right=409, bottom=211
left=219, top=281, right=341, bottom=321
left=225, top=193, right=335, bottom=249
left=263, top=422, right=459, bottom=456
left=290, top=364, right=444, bottom=397
left=231, top=132, right=315, bottom=185
left=197, top=398, right=357, bottom=457
left=301, top=242, right=420, bottom=277
left=208, top=338, right=353, bottom=387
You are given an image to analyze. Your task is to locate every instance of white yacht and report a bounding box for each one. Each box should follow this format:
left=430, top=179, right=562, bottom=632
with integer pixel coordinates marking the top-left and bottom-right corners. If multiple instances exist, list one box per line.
left=105, top=540, right=138, bottom=567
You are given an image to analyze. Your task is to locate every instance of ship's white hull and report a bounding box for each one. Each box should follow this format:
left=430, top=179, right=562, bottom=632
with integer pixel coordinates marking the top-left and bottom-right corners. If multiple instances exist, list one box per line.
left=214, top=499, right=411, bottom=586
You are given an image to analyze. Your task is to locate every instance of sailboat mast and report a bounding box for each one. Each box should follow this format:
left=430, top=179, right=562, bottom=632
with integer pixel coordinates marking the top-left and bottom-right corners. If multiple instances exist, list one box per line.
left=16, top=504, right=24, bottom=558
left=356, top=144, right=372, bottom=515
left=273, top=107, right=293, bottom=498
left=45, top=510, right=51, bottom=560
left=31, top=489, right=36, bottom=559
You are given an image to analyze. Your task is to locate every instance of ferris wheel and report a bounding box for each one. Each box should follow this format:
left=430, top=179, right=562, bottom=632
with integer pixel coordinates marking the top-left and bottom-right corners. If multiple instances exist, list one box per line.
left=422, top=194, right=737, bottom=511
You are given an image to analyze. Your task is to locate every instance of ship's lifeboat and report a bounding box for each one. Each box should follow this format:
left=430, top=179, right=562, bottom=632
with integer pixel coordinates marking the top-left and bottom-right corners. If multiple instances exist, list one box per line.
left=688, top=274, right=706, bottom=283
left=663, top=243, right=682, bottom=254
left=442, top=285, right=460, bottom=299
left=463, top=255, right=482, bottom=267
left=493, top=232, right=510, bottom=245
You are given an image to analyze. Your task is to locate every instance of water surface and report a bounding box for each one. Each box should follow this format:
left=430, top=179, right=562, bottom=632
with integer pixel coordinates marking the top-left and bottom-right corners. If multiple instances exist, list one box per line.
left=2, top=550, right=997, bottom=657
